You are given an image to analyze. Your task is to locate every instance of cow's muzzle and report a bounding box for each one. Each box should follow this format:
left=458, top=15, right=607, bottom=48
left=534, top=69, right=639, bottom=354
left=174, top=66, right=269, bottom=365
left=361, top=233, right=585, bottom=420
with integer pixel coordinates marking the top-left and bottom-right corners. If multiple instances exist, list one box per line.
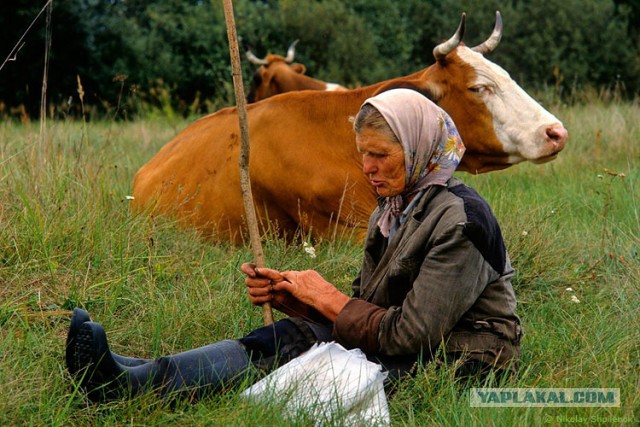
left=545, top=123, right=568, bottom=152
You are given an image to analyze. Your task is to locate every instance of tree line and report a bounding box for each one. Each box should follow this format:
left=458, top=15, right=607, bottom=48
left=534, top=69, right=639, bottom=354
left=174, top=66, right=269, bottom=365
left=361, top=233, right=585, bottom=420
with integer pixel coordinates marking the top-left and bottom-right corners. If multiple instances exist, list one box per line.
left=1, top=0, right=638, bottom=120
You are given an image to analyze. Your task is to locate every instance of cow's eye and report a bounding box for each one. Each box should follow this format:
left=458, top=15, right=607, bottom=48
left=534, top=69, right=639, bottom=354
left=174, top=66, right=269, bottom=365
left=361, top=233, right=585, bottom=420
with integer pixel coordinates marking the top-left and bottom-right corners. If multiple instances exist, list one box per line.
left=469, top=85, right=488, bottom=94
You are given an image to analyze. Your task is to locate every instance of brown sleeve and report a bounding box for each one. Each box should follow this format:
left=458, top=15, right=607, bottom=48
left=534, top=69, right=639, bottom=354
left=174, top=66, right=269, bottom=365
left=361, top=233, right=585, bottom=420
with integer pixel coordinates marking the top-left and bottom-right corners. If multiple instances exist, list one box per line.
left=332, top=298, right=387, bottom=353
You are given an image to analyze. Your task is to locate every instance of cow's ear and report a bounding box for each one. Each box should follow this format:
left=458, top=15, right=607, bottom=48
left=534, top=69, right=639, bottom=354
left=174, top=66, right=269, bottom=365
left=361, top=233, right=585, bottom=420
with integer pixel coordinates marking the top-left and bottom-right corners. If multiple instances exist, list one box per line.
left=372, top=80, right=442, bottom=102
left=418, top=82, right=443, bottom=102
left=290, top=63, right=307, bottom=74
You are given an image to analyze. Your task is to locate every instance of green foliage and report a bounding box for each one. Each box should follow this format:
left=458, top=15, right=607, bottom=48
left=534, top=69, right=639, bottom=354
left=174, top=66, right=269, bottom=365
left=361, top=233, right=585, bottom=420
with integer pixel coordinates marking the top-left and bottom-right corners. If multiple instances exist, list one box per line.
left=1, top=0, right=639, bottom=118
left=494, top=0, right=638, bottom=98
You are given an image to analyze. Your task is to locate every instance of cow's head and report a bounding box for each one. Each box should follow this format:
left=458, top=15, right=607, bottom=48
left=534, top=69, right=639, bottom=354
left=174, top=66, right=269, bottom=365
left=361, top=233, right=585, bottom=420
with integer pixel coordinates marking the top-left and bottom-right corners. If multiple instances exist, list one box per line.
left=246, top=40, right=312, bottom=103
left=380, top=12, right=568, bottom=173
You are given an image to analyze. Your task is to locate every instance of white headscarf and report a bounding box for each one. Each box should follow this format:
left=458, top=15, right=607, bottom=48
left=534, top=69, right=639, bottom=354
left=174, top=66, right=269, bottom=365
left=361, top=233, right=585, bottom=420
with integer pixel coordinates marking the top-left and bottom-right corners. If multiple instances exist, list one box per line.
left=362, top=89, right=466, bottom=237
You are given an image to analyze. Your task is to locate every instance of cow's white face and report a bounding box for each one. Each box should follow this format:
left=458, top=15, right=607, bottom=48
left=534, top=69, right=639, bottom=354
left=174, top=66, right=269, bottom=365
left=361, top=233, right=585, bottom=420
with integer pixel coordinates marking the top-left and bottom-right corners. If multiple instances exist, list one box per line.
left=458, top=47, right=568, bottom=165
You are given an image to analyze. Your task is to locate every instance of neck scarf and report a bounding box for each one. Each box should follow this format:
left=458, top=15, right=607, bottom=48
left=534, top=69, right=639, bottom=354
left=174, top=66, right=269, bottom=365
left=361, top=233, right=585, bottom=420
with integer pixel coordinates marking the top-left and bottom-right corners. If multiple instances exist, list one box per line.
left=362, top=89, right=466, bottom=237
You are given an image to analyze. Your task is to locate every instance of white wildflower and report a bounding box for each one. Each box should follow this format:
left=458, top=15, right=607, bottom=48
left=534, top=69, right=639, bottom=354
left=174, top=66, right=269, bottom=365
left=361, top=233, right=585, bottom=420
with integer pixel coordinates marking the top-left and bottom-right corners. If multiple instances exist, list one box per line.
left=521, top=231, right=528, bottom=237
left=303, top=242, right=316, bottom=259
left=571, top=295, right=580, bottom=303
left=566, top=287, right=573, bottom=292
left=125, top=195, right=135, bottom=200
left=597, top=174, right=604, bottom=179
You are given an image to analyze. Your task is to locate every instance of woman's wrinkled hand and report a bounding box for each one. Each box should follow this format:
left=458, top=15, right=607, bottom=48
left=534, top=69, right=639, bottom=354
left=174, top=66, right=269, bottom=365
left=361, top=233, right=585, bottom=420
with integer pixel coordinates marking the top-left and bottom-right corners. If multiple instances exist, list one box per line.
left=241, top=262, right=284, bottom=305
left=273, top=270, right=332, bottom=307
left=240, top=262, right=328, bottom=321
left=276, top=270, right=350, bottom=321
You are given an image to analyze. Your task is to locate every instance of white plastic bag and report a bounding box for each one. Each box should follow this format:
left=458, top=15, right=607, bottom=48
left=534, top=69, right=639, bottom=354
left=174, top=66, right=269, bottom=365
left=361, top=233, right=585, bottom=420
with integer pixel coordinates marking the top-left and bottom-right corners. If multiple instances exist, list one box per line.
left=241, top=341, right=390, bottom=426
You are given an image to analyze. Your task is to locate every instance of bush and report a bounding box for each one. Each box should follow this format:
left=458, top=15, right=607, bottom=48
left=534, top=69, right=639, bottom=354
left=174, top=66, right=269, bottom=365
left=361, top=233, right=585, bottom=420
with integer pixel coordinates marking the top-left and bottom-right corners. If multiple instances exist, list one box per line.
left=1, top=0, right=638, bottom=119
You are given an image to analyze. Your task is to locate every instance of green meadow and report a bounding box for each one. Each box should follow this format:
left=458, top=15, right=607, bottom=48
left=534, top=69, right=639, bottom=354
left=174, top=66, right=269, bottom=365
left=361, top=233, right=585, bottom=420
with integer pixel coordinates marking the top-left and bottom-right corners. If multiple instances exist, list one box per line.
left=1, top=101, right=638, bottom=425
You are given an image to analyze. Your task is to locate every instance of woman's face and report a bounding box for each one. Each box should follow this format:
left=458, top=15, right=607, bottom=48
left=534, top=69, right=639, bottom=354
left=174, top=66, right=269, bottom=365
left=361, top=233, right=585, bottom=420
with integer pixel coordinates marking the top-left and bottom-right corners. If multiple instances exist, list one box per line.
left=356, top=127, right=406, bottom=198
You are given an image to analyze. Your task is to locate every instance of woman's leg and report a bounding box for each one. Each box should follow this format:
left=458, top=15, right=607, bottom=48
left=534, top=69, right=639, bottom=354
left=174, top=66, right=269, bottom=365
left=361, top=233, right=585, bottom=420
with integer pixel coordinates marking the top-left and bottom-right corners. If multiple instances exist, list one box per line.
left=68, top=321, right=250, bottom=402
left=66, top=311, right=332, bottom=402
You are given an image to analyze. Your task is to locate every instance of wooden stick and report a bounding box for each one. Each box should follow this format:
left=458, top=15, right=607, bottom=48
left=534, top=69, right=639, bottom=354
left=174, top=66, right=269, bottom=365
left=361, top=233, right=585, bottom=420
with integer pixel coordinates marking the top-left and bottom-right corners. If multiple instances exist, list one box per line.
left=222, top=0, right=273, bottom=325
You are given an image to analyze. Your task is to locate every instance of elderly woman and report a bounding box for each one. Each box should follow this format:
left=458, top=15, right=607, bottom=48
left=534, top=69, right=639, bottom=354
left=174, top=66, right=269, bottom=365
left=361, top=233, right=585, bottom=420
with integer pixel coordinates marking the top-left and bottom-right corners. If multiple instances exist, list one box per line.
left=66, top=89, right=522, bottom=401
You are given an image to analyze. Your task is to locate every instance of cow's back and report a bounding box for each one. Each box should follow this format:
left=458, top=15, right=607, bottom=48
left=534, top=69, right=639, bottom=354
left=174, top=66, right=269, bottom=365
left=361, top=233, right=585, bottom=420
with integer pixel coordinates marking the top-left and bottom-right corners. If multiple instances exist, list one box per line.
left=132, top=91, right=377, bottom=241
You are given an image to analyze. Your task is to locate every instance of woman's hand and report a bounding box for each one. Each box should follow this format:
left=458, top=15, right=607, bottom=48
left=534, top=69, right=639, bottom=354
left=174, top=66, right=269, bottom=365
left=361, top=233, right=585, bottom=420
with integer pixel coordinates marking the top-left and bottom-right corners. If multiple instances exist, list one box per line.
left=241, top=262, right=283, bottom=305
left=240, top=263, right=330, bottom=322
left=277, top=270, right=350, bottom=322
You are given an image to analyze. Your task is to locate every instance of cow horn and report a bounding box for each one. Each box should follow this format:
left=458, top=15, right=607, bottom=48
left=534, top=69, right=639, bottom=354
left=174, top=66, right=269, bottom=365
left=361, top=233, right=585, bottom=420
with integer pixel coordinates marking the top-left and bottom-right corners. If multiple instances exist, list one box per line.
left=433, top=13, right=466, bottom=62
left=285, top=39, right=299, bottom=63
left=472, top=11, right=503, bottom=55
left=246, top=50, right=268, bottom=66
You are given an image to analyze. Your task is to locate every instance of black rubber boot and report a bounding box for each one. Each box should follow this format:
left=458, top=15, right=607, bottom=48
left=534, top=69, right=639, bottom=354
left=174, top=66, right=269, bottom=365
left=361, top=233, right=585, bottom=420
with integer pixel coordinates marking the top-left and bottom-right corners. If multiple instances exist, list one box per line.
left=70, top=321, right=136, bottom=401
left=66, top=308, right=151, bottom=370
left=155, top=339, right=251, bottom=401
left=68, top=321, right=250, bottom=402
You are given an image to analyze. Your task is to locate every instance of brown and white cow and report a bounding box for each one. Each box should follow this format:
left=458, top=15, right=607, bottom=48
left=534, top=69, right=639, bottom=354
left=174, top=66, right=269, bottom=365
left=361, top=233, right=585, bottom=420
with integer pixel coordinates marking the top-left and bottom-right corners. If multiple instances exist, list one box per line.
left=133, top=12, right=567, bottom=242
left=246, top=40, right=346, bottom=103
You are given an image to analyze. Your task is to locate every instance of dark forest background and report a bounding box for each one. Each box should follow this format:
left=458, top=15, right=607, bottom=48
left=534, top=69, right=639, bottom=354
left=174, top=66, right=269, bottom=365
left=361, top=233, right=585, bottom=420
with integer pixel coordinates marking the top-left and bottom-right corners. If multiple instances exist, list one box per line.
left=1, top=0, right=639, bottom=120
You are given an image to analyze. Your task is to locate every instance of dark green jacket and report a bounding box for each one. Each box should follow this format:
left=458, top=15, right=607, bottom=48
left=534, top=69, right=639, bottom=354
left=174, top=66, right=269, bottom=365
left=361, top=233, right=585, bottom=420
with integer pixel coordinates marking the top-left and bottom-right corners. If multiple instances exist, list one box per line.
left=333, top=178, right=522, bottom=370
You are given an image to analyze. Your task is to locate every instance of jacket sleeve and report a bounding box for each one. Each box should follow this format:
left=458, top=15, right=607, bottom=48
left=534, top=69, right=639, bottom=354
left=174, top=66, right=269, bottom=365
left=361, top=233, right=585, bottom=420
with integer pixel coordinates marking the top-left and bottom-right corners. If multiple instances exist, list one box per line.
left=333, top=223, right=499, bottom=356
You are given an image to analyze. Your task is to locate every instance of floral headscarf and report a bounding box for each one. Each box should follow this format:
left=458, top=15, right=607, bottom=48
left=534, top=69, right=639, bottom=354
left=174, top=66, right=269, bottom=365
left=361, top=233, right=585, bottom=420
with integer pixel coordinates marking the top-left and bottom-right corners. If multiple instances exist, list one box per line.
left=362, top=89, right=466, bottom=237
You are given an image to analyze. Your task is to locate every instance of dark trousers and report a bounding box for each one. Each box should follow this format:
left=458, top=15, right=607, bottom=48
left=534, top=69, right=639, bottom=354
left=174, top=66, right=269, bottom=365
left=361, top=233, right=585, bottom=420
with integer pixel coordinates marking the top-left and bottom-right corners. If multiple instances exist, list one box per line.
left=239, top=318, right=333, bottom=371
left=241, top=318, right=419, bottom=383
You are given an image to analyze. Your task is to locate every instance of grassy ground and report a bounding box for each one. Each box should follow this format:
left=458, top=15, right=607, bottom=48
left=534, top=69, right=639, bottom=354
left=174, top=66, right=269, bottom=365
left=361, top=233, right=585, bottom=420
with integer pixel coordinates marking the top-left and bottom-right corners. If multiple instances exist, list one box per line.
left=1, top=101, right=638, bottom=425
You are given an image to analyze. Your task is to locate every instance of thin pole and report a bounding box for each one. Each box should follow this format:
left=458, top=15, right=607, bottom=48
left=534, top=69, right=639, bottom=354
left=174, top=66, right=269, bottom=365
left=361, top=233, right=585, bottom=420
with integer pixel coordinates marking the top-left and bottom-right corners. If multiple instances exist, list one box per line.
left=222, top=0, right=273, bottom=325
left=39, top=0, right=53, bottom=163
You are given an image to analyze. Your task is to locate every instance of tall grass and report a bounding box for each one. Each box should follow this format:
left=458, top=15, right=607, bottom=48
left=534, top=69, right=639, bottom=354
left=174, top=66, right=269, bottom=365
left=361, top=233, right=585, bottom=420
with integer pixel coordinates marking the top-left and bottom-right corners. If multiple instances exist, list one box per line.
left=0, top=100, right=638, bottom=425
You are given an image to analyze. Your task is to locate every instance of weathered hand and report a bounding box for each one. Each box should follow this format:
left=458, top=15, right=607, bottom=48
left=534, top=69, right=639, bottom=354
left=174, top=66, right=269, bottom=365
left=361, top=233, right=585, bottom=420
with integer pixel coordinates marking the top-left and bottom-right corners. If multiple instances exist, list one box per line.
left=241, top=262, right=284, bottom=305
left=273, top=270, right=329, bottom=306
left=276, top=270, right=350, bottom=321
left=241, top=263, right=326, bottom=320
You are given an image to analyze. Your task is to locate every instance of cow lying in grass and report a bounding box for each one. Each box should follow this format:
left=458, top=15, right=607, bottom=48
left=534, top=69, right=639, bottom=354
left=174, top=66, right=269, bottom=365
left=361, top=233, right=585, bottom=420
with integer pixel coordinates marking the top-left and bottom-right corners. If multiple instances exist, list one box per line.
left=133, top=12, right=568, bottom=242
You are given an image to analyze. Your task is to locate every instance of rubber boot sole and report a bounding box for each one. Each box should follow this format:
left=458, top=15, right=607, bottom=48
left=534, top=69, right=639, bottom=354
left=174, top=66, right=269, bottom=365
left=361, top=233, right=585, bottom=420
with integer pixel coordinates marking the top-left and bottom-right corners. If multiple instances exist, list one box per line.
left=73, top=322, right=126, bottom=401
left=65, top=308, right=91, bottom=376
